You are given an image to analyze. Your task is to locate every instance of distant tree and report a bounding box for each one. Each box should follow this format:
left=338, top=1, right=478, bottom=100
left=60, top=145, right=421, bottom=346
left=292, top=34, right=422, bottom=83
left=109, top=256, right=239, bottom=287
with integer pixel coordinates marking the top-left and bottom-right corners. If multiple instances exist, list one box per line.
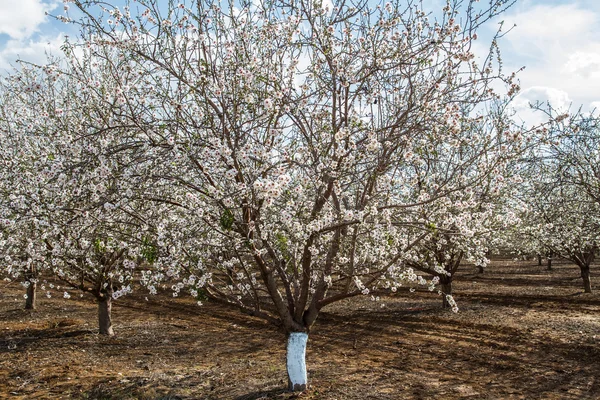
left=516, top=109, right=599, bottom=292
left=399, top=101, right=527, bottom=308
left=0, top=51, right=169, bottom=334
left=0, top=67, right=55, bottom=310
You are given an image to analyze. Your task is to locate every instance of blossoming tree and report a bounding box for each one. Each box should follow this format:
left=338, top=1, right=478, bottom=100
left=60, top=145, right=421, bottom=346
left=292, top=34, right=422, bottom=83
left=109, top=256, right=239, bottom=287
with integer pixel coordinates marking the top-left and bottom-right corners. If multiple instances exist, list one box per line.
left=0, top=49, right=173, bottom=334
left=0, top=66, right=58, bottom=310
left=515, top=109, right=599, bottom=292
left=22, top=0, right=523, bottom=390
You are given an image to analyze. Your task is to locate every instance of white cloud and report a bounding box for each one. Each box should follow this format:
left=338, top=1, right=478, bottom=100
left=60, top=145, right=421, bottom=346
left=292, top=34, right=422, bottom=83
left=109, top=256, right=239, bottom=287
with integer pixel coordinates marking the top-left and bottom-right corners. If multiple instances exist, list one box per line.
left=513, top=86, right=571, bottom=110
left=497, top=3, right=600, bottom=111
left=505, top=4, right=596, bottom=43
left=0, top=34, right=65, bottom=70
left=564, top=52, right=600, bottom=78
left=511, top=86, right=572, bottom=127
left=0, top=0, right=57, bottom=40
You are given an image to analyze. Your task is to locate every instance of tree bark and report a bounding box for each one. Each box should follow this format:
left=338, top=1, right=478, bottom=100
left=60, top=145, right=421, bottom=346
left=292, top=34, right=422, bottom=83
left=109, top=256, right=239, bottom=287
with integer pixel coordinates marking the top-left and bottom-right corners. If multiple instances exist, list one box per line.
left=441, top=279, right=453, bottom=308
left=580, top=265, right=592, bottom=293
left=537, top=254, right=542, bottom=266
left=547, top=252, right=553, bottom=270
left=25, top=280, right=36, bottom=310
left=24, top=264, right=37, bottom=310
left=477, top=264, right=484, bottom=274
left=98, top=295, right=114, bottom=336
left=287, top=332, right=308, bottom=391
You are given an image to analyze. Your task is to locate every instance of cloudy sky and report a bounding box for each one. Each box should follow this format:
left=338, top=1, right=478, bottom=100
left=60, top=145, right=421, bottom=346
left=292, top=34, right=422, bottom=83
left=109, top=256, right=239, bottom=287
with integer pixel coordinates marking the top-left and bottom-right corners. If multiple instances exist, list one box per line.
left=498, top=0, right=600, bottom=119
left=1, top=0, right=599, bottom=118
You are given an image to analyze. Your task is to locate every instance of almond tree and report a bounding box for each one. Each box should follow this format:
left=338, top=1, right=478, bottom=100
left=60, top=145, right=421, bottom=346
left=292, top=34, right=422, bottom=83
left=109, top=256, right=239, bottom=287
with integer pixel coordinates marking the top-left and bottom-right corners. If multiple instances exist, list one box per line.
left=0, top=47, right=170, bottom=334
left=399, top=100, right=530, bottom=307
left=0, top=66, right=56, bottom=310
left=516, top=109, right=599, bottom=292
left=58, top=0, right=520, bottom=390
left=520, top=185, right=598, bottom=292
left=547, top=110, right=600, bottom=282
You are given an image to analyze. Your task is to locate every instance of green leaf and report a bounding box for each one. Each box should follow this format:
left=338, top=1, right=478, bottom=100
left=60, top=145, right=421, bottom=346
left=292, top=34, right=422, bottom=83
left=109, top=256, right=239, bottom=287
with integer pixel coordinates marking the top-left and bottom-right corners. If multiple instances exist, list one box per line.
left=220, top=209, right=234, bottom=230
left=141, top=236, right=158, bottom=264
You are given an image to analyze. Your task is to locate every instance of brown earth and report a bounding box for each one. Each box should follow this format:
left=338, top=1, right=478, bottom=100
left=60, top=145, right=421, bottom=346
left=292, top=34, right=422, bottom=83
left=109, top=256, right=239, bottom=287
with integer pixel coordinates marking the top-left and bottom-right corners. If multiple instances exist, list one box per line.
left=1, top=259, right=600, bottom=399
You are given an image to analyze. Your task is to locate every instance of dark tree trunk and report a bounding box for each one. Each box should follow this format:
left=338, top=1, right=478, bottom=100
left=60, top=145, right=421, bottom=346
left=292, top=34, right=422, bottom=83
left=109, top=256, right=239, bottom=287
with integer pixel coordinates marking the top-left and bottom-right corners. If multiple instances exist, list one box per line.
left=580, top=265, right=592, bottom=293
left=477, top=264, right=484, bottom=274
left=98, top=285, right=114, bottom=335
left=441, top=279, right=453, bottom=308
left=25, top=280, right=36, bottom=310
left=547, top=252, right=553, bottom=270
left=24, top=265, right=37, bottom=310
left=98, top=297, right=114, bottom=335
left=537, top=254, right=542, bottom=266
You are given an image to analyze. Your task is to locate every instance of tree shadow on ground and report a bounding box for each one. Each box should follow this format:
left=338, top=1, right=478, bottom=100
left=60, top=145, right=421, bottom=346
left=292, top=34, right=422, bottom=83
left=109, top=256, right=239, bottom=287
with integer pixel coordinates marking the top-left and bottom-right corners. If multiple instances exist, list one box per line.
left=456, top=291, right=600, bottom=309
left=0, top=327, right=93, bottom=353
left=234, top=388, right=293, bottom=400
left=312, top=305, right=600, bottom=399
left=80, top=378, right=185, bottom=400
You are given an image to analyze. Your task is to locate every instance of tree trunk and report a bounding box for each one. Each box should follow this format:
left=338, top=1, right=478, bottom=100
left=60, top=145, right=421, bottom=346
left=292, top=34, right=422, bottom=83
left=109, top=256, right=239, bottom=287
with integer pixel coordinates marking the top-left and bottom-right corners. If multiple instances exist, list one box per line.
left=580, top=265, right=592, bottom=293
left=537, top=254, right=542, bottom=266
left=287, top=332, right=308, bottom=391
left=25, top=280, right=36, bottom=310
left=98, top=296, right=114, bottom=336
left=24, top=264, right=37, bottom=310
left=547, top=253, right=552, bottom=270
left=477, top=264, right=484, bottom=274
left=441, top=279, right=453, bottom=308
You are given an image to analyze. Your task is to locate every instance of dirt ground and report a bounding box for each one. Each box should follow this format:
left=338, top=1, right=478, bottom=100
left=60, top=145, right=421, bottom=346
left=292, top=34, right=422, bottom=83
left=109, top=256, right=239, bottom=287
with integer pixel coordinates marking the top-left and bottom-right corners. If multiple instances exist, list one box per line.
left=1, top=259, right=600, bottom=399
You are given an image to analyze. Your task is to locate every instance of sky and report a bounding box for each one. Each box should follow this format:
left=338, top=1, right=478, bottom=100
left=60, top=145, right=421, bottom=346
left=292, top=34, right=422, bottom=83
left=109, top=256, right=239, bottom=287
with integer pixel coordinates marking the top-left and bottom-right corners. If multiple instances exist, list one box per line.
left=1, top=0, right=599, bottom=121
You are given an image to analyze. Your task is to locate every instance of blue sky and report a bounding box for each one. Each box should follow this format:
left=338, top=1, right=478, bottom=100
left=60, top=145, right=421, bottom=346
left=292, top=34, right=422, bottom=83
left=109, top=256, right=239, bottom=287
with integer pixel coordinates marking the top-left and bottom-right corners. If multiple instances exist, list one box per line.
left=1, top=0, right=599, bottom=117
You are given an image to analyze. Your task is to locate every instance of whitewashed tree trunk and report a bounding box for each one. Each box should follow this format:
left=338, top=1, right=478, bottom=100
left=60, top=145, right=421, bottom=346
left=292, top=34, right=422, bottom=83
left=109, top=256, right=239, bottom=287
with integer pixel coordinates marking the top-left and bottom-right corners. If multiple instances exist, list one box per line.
left=286, top=332, right=308, bottom=391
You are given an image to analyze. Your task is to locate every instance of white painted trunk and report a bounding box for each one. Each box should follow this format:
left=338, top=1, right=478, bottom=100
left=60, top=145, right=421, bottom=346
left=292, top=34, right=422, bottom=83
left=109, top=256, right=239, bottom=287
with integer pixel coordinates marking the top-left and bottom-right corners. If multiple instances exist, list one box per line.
left=286, top=332, right=308, bottom=391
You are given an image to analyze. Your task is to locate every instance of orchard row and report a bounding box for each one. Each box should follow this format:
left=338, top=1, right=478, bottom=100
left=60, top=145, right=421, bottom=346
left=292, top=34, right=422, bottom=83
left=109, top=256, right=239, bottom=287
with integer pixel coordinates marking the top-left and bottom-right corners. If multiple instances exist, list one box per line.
left=0, top=0, right=598, bottom=392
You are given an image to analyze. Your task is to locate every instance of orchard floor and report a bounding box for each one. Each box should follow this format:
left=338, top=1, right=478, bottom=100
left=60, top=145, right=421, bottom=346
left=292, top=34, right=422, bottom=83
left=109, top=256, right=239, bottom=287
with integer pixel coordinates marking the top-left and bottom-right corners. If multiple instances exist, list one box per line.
left=2, top=259, right=600, bottom=400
